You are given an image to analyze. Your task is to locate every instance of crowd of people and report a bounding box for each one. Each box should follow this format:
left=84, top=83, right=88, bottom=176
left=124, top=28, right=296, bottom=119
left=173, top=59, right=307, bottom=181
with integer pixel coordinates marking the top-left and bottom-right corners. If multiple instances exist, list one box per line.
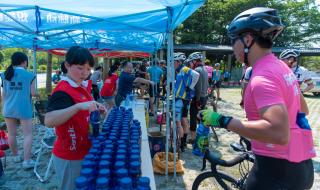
left=0, top=6, right=317, bottom=190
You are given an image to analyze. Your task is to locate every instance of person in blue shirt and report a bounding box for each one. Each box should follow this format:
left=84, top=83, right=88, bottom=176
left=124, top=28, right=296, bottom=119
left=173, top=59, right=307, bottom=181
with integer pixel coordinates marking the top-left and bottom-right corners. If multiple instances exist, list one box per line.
left=0, top=52, right=39, bottom=169
left=115, top=61, right=154, bottom=107
left=212, top=63, right=223, bottom=100
left=147, top=59, right=163, bottom=115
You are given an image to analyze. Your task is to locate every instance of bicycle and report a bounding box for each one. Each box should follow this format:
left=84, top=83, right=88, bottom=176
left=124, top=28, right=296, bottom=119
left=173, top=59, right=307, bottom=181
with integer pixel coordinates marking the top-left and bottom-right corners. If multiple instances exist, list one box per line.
left=192, top=137, right=254, bottom=190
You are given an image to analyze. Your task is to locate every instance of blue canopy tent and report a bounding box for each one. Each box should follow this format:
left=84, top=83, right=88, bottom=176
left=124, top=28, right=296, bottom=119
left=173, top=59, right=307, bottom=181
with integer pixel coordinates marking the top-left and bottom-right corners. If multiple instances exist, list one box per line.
left=0, top=0, right=206, bottom=179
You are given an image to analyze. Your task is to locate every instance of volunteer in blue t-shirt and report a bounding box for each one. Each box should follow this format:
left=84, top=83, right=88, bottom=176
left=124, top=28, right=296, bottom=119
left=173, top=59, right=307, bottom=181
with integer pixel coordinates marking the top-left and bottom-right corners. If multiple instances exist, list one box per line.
left=0, top=52, right=39, bottom=169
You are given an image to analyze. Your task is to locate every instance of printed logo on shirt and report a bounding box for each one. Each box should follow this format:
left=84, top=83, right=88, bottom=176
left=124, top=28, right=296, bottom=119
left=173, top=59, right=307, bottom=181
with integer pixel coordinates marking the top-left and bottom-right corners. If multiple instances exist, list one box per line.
left=68, top=126, right=77, bottom=151
left=9, top=81, right=23, bottom=90
left=283, top=72, right=299, bottom=96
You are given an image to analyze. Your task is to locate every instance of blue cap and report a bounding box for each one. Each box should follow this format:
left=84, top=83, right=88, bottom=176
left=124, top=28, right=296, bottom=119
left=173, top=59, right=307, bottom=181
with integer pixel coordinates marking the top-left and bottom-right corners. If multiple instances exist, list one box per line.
left=120, top=177, right=132, bottom=188
left=81, top=160, right=93, bottom=168
left=96, top=177, right=109, bottom=187
left=99, top=168, right=110, bottom=177
left=99, top=160, right=111, bottom=168
left=130, top=154, right=140, bottom=162
left=116, top=154, right=126, bottom=162
left=84, top=154, right=95, bottom=161
left=80, top=168, right=93, bottom=177
left=116, top=168, right=128, bottom=177
left=117, top=149, right=127, bottom=155
left=130, top=161, right=141, bottom=169
left=114, top=161, right=126, bottom=169
left=138, top=177, right=150, bottom=186
left=75, top=176, right=88, bottom=187
left=101, top=154, right=112, bottom=161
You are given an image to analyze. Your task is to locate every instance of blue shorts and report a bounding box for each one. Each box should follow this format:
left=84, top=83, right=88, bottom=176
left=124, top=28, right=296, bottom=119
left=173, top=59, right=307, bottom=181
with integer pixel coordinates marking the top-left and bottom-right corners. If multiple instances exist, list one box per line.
left=175, top=99, right=183, bottom=121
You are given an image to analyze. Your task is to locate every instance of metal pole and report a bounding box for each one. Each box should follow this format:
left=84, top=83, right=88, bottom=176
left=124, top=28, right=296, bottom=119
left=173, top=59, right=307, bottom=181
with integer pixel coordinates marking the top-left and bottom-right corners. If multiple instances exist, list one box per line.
left=33, top=40, right=38, bottom=92
left=169, top=31, right=177, bottom=178
left=165, top=39, right=170, bottom=176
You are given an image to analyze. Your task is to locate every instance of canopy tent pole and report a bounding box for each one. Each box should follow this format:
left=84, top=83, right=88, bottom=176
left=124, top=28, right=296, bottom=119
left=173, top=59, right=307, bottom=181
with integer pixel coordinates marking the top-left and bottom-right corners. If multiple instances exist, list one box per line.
left=33, top=38, right=38, bottom=92
left=165, top=6, right=177, bottom=178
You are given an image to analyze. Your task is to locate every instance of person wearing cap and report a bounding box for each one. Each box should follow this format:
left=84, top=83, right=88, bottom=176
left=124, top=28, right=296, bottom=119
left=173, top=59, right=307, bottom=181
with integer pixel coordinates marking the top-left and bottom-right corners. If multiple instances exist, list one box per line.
left=188, top=52, right=208, bottom=144
left=200, top=7, right=315, bottom=189
left=173, top=52, right=199, bottom=152
left=279, top=49, right=314, bottom=93
left=212, top=63, right=223, bottom=100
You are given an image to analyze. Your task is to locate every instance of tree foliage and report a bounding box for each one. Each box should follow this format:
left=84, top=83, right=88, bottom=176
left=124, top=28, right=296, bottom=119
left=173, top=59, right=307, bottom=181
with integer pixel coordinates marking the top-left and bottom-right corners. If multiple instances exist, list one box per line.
left=175, top=0, right=320, bottom=47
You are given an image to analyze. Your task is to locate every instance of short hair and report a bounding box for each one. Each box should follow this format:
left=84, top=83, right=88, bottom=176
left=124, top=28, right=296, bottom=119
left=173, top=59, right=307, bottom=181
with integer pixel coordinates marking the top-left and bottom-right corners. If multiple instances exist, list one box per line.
left=65, top=46, right=94, bottom=67
left=254, top=35, right=273, bottom=49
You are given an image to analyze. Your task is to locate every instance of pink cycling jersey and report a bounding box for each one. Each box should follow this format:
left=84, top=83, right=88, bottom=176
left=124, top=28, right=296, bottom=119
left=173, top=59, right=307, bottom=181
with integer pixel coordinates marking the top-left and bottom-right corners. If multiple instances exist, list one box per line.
left=244, top=53, right=316, bottom=163
left=205, top=66, right=213, bottom=79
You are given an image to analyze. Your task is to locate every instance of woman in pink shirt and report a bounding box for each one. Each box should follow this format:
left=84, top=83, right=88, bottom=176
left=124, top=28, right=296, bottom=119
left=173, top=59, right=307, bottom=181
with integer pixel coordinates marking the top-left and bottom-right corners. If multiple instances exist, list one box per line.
left=201, top=7, right=315, bottom=190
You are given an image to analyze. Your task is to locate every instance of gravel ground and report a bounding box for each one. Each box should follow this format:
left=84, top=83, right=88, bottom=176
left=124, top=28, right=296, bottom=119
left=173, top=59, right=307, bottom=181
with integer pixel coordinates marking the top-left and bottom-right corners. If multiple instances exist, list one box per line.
left=0, top=88, right=319, bottom=190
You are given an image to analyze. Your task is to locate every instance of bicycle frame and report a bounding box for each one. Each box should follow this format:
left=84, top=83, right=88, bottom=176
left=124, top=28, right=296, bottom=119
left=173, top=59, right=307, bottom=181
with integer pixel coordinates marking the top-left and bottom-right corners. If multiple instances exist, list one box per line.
left=193, top=139, right=254, bottom=190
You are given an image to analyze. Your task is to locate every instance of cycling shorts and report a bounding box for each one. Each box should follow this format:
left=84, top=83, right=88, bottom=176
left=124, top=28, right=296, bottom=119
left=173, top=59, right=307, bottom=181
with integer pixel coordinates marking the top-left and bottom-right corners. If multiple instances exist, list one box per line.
left=245, top=155, right=314, bottom=190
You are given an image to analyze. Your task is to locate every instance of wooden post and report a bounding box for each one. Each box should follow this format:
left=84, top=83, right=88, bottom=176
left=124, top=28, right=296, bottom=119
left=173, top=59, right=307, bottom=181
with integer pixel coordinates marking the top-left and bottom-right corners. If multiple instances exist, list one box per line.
left=102, top=57, right=110, bottom=80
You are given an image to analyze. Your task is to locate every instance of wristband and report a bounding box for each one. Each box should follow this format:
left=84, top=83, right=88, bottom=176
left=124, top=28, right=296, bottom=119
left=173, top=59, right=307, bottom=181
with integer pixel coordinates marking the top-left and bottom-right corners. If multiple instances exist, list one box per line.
left=218, top=116, right=233, bottom=129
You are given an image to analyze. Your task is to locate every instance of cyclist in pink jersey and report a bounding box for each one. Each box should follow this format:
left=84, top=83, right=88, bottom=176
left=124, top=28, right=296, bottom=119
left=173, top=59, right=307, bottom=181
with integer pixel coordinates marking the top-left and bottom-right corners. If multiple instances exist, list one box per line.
left=200, top=7, right=315, bottom=190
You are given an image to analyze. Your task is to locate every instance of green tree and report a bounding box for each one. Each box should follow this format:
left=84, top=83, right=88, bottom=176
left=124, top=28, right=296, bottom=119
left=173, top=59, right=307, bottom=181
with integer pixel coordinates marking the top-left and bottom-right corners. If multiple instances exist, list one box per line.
left=175, top=0, right=320, bottom=47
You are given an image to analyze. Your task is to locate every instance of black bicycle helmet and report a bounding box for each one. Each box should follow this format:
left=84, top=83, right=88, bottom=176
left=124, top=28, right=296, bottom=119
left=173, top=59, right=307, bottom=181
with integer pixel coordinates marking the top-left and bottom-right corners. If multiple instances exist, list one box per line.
left=227, top=7, right=284, bottom=40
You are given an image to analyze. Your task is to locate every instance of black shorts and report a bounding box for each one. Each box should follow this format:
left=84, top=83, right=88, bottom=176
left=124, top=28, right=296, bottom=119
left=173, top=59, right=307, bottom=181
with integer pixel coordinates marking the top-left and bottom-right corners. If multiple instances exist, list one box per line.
left=149, top=83, right=161, bottom=97
left=246, top=155, right=314, bottom=190
left=213, top=81, right=221, bottom=89
left=181, top=99, right=190, bottom=118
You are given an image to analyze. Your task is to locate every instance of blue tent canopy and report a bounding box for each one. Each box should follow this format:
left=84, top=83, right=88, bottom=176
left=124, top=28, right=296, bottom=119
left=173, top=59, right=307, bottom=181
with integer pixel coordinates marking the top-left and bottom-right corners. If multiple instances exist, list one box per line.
left=0, top=0, right=205, bottom=52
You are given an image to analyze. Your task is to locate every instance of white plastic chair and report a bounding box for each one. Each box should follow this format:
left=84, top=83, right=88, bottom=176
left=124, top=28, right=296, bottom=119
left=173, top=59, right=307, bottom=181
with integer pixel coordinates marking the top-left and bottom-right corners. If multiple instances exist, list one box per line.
left=33, top=100, right=56, bottom=182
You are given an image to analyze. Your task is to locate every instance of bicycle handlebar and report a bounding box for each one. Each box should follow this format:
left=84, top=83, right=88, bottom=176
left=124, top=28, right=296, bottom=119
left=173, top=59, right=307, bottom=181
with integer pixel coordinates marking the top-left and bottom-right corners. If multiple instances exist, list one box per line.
left=205, top=150, right=248, bottom=167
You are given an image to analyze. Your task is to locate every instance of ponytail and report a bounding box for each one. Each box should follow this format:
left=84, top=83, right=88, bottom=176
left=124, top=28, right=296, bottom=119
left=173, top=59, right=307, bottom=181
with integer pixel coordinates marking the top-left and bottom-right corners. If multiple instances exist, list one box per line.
left=4, top=51, right=28, bottom=81
left=4, top=64, right=14, bottom=81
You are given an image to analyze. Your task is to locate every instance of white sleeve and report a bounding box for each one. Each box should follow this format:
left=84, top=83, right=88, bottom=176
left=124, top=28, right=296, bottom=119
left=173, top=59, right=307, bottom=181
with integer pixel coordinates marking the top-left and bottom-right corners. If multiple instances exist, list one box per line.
left=301, top=68, right=312, bottom=83
left=244, top=67, right=252, bottom=81
left=190, top=69, right=200, bottom=90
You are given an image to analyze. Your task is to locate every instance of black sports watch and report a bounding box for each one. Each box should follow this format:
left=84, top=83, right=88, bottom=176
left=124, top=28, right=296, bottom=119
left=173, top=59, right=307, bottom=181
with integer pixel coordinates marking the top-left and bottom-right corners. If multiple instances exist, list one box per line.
left=218, top=116, right=233, bottom=129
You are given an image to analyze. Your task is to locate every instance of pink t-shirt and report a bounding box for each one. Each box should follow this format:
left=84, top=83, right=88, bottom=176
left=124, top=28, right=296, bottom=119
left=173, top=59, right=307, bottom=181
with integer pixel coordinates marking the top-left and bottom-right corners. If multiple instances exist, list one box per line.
left=244, top=53, right=315, bottom=163
left=205, top=66, right=213, bottom=79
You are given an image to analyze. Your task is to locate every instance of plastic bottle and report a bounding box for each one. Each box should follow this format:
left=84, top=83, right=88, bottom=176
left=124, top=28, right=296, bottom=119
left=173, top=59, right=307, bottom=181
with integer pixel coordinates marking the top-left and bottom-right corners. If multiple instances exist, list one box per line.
left=119, top=177, right=132, bottom=190
left=80, top=168, right=95, bottom=189
left=137, top=177, right=151, bottom=190
left=98, top=168, right=111, bottom=179
left=90, top=110, right=100, bottom=137
left=74, top=176, right=88, bottom=190
left=96, top=177, right=109, bottom=190
left=192, top=123, right=209, bottom=157
left=129, top=161, right=141, bottom=187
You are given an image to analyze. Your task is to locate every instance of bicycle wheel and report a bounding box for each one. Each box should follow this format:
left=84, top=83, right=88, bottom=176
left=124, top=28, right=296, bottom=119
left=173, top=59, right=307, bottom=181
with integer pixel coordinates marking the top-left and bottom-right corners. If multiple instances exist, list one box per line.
left=192, top=171, right=238, bottom=190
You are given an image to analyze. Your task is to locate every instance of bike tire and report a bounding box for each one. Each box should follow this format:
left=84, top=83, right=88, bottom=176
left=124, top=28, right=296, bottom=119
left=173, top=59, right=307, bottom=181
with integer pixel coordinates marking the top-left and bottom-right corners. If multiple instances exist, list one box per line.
left=192, top=171, right=237, bottom=190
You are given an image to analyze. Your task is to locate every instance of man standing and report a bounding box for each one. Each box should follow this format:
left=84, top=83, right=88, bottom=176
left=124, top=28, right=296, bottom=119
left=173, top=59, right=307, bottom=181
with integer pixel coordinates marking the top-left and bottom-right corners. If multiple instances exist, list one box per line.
left=173, top=52, right=199, bottom=152
left=212, top=63, right=223, bottom=100
left=147, top=59, right=163, bottom=116
left=279, top=49, right=314, bottom=94
left=189, top=52, right=208, bottom=144
left=115, top=61, right=154, bottom=107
